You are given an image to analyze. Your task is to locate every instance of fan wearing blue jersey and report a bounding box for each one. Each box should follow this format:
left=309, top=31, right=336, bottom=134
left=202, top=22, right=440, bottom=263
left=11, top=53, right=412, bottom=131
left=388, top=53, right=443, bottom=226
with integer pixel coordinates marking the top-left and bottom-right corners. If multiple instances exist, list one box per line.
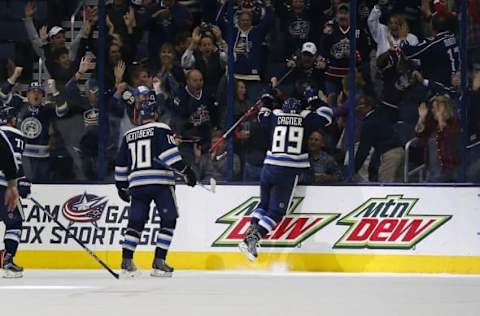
left=401, top=14, right=460, bottom=89
left=0, top=106, right=31, bottom=278
left=115, top=99, right=197, bottom=277
left=239, top=97, right=332, bottom=261
left=2, top=80, right=69, bottom=182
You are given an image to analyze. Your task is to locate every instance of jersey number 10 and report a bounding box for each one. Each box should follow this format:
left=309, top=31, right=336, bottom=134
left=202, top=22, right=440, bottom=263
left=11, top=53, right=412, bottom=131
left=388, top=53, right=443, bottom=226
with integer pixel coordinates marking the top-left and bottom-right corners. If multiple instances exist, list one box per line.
left=128, top=139, right=152, bottom=169
left=272, top=126, right=304, bottom=154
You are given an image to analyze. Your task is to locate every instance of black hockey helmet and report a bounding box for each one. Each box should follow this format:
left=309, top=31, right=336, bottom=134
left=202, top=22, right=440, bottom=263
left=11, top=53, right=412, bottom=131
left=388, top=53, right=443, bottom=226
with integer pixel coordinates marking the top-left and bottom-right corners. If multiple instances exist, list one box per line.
left=139, top=99, right=157, bottom=119
left=0, top=106, right=16, bottom=125
left=282, top=98, right=302, bottom=114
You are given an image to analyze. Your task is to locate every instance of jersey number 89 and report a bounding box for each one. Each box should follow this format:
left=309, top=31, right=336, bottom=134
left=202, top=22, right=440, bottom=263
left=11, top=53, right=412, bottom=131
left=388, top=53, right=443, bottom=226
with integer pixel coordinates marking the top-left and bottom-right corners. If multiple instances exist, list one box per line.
left=272, top=126, right=304, bottom=154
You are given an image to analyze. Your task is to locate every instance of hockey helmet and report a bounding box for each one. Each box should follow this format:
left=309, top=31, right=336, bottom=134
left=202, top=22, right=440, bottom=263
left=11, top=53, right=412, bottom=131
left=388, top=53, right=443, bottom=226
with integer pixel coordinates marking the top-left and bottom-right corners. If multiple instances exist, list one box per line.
left=0, top=106, right=16, bottom=125
left=139, top=100, right=157, bottom=118
left=282, top=98, right=302, bottom=114
left=303, top=86, right=320, bottom=104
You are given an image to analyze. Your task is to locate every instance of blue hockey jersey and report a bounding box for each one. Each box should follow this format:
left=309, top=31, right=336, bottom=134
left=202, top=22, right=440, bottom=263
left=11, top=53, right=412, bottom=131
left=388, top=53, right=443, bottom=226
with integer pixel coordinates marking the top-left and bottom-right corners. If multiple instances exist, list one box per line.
left=115, top=122, right=187, bottom=189
left=258, top=107, right=331, bottom=169
left=402, top=31, right=460, bottom=88
left=3, top=95, right=68, bottom=158
left=0, top=126, right=25, bottom=187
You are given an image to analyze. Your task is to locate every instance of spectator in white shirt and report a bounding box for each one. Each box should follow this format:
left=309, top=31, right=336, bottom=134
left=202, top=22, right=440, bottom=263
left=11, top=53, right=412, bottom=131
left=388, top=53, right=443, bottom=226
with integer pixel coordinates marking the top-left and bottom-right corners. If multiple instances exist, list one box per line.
left=368, top=5, right=419, bottom=57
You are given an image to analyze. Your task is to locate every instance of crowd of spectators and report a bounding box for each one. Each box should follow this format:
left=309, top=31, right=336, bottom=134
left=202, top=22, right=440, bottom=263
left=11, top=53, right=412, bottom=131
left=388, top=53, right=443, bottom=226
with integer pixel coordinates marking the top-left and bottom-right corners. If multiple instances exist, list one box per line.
left=0, top=0, right=479, bottom=184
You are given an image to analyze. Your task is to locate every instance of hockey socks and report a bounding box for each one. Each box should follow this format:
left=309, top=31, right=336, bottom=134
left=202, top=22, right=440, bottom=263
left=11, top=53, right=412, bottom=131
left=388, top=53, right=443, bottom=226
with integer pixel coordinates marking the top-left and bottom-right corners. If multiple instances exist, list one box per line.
left=257, top=214, right=277, bottom=237
left=122, top=228, right=141, bottom=259
left=154, top=227, right=174, bottom=260
left=250, top=208, right=266, bottom=226
left=4, top=229, right=21, bottom=256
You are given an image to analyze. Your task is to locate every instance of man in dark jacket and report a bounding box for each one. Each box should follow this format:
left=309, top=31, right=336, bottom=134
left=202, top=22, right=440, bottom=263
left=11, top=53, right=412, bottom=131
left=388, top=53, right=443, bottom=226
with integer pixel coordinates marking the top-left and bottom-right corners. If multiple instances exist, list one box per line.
left=354, top=96, right=404, bottom=182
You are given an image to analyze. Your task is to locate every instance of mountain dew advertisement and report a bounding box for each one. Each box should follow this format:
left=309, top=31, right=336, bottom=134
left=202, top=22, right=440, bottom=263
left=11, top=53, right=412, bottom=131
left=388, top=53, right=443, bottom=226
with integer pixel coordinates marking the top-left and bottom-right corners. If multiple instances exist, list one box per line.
left=333, top=195, right=452, bottom=249
left=212, top=194, right=452, bottom=250
left=212, top=197, right=339, bottom=247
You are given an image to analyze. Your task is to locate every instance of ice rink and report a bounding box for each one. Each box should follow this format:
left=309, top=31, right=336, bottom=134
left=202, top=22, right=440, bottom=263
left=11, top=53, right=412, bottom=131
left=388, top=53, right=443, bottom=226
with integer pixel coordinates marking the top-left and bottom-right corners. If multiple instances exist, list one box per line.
left=1, top=270, right=480, bottom=316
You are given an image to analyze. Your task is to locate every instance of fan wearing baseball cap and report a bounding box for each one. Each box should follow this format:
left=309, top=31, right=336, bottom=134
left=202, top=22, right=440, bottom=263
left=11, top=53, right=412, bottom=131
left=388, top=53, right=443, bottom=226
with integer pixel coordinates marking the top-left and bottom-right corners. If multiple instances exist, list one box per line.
left=23, top=2, right=95, bottom=80
left=320, top=1, right=371, bottom=106
left=0, top=75, right=69, bottom=182
left=284, top=42, right=326, bottom=99
left=48, top=26, right=66, bottom=48
left=301, top=42, right=318, bottom=56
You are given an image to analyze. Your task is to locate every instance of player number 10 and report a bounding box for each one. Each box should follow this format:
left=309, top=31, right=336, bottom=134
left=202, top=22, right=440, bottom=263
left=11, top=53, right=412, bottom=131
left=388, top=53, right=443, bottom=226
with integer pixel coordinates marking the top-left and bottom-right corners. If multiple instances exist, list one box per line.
left=128, top=139, right=152, bottom=169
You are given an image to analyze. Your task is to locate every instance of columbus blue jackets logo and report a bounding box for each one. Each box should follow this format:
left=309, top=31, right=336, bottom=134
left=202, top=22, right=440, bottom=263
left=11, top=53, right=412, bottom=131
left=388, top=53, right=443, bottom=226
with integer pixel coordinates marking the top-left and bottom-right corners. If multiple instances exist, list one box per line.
left=83, top=108, right=99, bottom=126
left=190, top=105, right=210, bottom=126
left=62, top=192, right=108, bottom=228
left=288, top=20, right=310, bottom=39
left=20, top=117, right=42, bottom=139
left=331, top=38, right=350, bottom=59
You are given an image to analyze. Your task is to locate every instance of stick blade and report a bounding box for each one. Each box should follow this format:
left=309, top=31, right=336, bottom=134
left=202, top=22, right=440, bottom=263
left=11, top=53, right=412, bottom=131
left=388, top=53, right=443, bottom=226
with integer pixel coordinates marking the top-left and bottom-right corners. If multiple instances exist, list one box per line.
left=209, top=178, right=217, bottom=193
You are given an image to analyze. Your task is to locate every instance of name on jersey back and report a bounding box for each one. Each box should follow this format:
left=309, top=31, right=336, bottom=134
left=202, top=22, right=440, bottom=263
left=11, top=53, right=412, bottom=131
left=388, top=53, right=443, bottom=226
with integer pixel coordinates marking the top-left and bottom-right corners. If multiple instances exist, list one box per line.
left=126, top=128, right=154, bottom=142
left=277, top=116, right=303, bottom=126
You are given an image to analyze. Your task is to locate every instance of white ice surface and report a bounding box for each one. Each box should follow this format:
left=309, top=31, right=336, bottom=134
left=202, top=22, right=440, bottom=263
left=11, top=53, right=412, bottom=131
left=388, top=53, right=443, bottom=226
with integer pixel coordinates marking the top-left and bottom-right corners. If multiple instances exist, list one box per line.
left=1, top=270, right=480, bottom=316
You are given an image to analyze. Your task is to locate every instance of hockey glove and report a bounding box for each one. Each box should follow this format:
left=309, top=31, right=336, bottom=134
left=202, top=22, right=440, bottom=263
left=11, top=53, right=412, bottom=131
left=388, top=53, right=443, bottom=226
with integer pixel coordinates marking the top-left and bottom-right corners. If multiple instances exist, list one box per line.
left=117, top=187, right=130, bottom=203
left=182, top=166, right=197, bottom=187
left=17, top=177, right=31, bottom=198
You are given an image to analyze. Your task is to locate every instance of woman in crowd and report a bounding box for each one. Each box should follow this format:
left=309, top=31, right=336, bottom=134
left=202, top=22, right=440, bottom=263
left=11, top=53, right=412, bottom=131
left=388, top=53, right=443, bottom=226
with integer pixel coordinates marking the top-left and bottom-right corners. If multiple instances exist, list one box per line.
left=415, top=95, right=460, bottom=182
left=151, top=42, right=185, bottom=97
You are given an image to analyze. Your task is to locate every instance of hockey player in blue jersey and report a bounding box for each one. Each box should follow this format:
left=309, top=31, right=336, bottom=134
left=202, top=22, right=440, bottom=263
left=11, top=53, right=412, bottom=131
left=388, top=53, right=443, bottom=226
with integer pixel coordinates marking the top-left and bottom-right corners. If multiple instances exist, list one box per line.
left=239, top=96, right=332, bottom=261
left=115, top=99, right=197, bottom=277
left=0, top=106, right=31, bottom=278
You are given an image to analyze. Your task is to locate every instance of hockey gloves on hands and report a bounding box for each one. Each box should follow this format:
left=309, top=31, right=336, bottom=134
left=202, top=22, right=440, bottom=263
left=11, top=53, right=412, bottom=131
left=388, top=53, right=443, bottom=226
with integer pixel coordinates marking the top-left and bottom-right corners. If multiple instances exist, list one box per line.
left=182, top=166, right=197, bottom=187
left=117, top=187, right=130, bottom=203
left=17, top=177, right=31, bottom=198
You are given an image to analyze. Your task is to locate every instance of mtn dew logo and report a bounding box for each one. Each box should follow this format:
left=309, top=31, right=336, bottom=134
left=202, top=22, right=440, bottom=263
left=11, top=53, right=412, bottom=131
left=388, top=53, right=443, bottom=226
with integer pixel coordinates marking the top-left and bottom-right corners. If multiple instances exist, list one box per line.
left=334, top=195, right=452, bottom=249
left=212, top=197, right=339, bottom=247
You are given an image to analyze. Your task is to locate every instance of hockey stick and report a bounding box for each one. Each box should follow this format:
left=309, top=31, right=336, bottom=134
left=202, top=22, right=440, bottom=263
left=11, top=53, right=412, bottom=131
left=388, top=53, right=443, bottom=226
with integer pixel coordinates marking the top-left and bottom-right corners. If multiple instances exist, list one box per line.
left=210, top=67, right=294, bottom=152
left=174, top=169, right=216, bottom=193
left=29, top=197, right=120, bottom=279
left=152, top=158, right=216, bottom=193
left=174, top=136, right=202, bottom=143
left=202, top=177, right=217, bottom=193
left=188, top=177, right=216, bottom=193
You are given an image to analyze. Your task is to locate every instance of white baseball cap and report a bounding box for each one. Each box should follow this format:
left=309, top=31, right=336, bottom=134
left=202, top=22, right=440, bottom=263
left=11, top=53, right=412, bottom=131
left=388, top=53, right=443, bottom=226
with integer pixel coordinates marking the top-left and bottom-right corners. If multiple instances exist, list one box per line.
left=48, top=26, right=65, bottom=38
left=301, top=42, right=317, bottom=55
left=134, top=85, right=150, bottom=96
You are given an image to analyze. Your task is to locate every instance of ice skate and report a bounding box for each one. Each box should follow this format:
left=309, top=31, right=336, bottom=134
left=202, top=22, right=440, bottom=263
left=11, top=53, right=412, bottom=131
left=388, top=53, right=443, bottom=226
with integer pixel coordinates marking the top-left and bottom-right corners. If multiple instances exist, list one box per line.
left=238, top=231, right=261, bottom=262
left=151, top=258, right=174, bottom=278
left=2, top=253, right=23, bottom=279
left=121, top=258, right=140, bottom=278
